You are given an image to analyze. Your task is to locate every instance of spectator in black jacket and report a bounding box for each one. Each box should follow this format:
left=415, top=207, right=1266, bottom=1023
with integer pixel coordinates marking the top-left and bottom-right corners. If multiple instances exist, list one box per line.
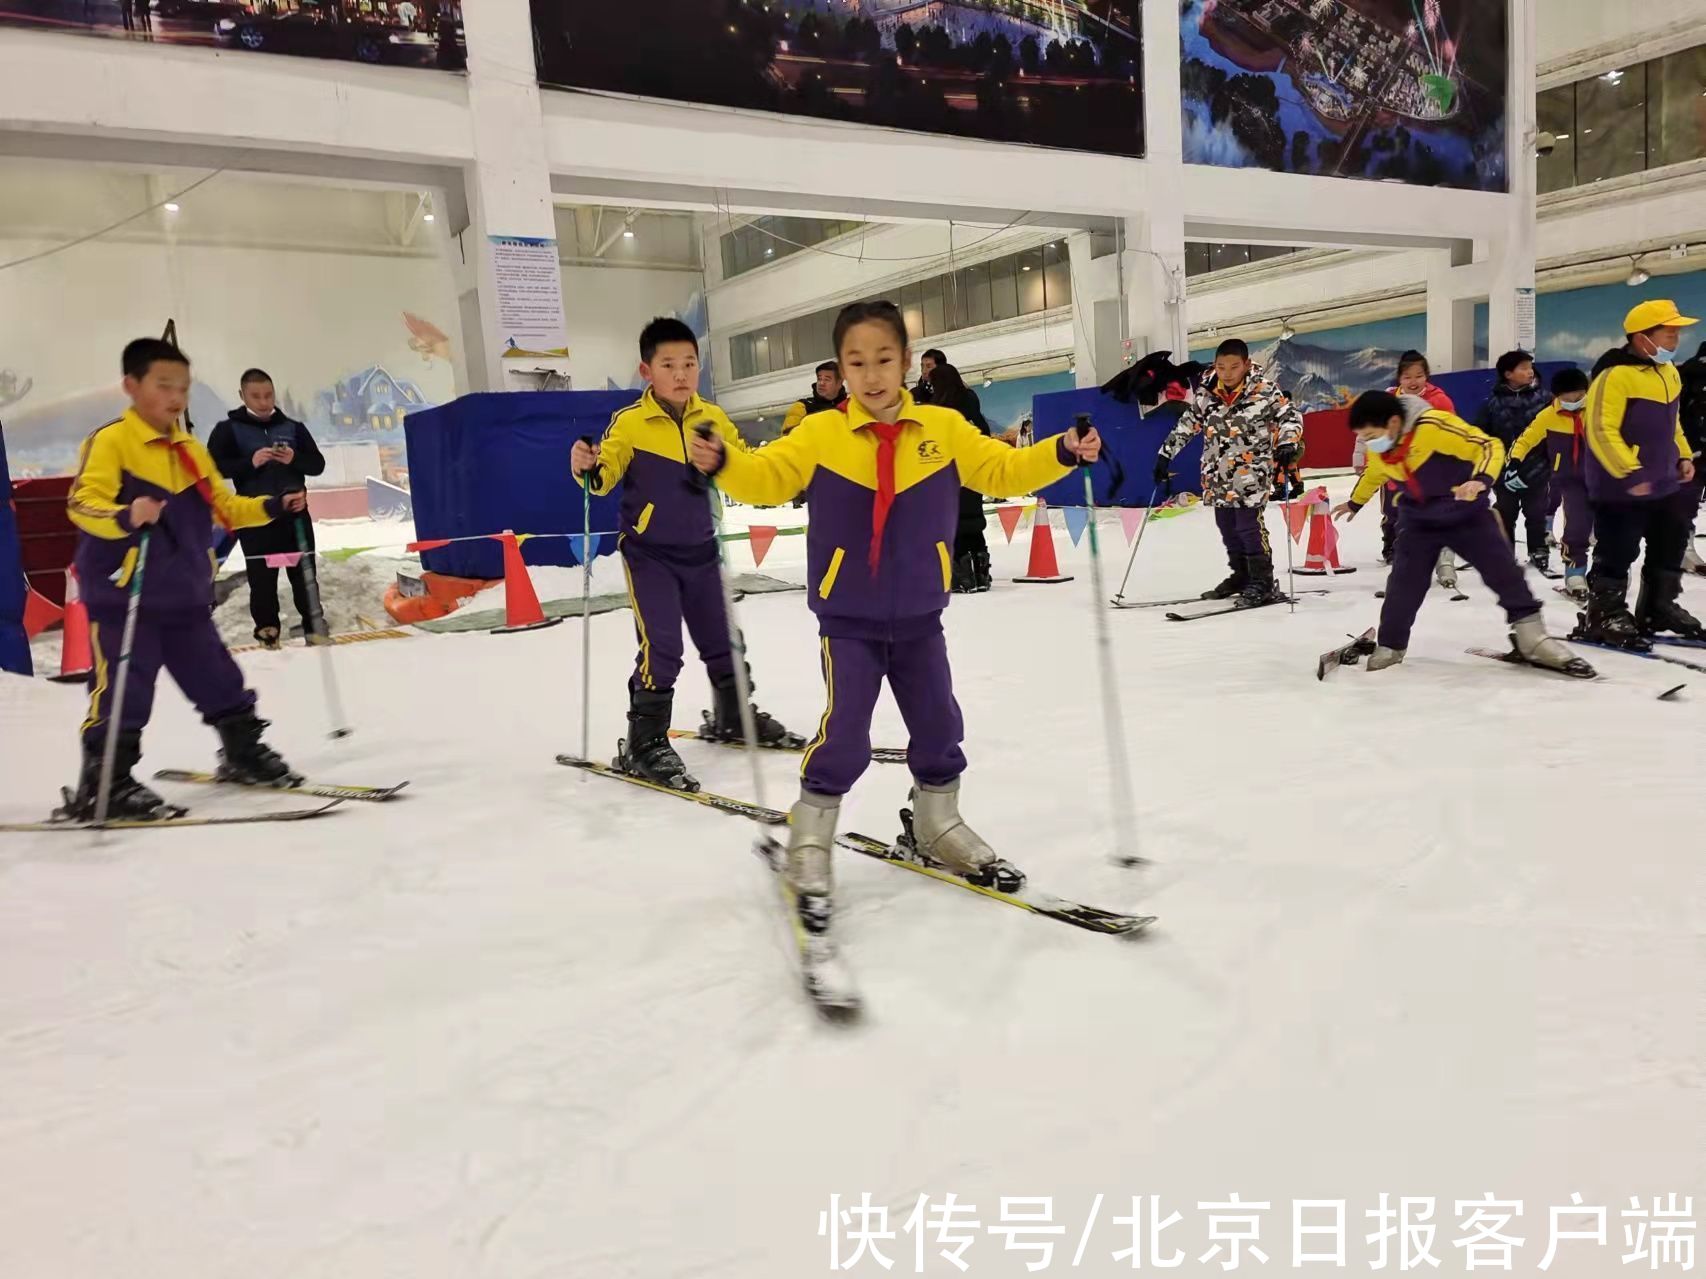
left=914, top=348, right=947, bottom=405
left=1476, top=349, right=1553, bottom=570
left=928, top=363, right=994, bottom=593
left=1679, top=342, right=1706, bottom=573
left=207, top=369, right=327, bottom=648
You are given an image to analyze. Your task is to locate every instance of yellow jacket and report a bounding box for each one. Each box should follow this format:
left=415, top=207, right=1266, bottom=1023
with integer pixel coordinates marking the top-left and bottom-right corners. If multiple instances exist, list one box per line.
left=1584, top=355, right=1690, bottom=502
left=1510, top=401, right=1588, bottom=480
left=581, top=388, right=748, bottom=545
left=1348, top=407, right=1503, bottom=510
left=713, top=391, right=1072, bottom=621
left=70, top=408, right=276, bottom=614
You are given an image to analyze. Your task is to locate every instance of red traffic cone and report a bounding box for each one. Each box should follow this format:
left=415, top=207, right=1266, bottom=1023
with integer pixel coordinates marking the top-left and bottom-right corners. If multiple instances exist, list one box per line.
left=491, top=531, right=566, bottom=635
left=50, top=566, right=95, bottom=684
left=1013, top=499, right=1075, bottom=584
left=1293, top=488, right=1356, bottom=576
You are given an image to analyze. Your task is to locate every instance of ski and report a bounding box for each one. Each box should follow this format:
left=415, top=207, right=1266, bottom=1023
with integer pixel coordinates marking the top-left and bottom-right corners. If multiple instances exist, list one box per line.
left=0, top=801, right=344, bottom=833
left=561, top=754, right=1153, bottom=936
left=1164, top=596, right=1300, bottom=622
left=669, top=728, right=905, bottom=765
left=1465, top=646, right=1599, bottom=680
left=1568, top=639, right=1706, bottom=675
left=1649, top=635, right=1706, bottom=651
left=753, top=832, right=862, bottom=1019
left=153, top=769, right=408, bottom=803
left=1317, top=628, right=1376, bottom=680
left=1115, top=589, right=1326, bottom=611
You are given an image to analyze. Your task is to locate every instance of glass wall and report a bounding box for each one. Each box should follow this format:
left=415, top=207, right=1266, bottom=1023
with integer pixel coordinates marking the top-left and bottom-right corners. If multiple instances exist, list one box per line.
left=719, top=215, right=866, bottom=279
left=728, top=242, right=1073, bottom=381
left=1538, top=44, right=1706, bottom=194
left=1185, top=243, right=1305, bottom=278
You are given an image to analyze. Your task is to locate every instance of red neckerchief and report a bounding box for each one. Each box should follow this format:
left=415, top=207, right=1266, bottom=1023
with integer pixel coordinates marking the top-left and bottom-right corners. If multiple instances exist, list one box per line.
left=1376, top=432, right=1425, bottom=503
left=1561, top=407, right=1584, bottom=466
left=866, top=421, right=904, bottom=573
left=168, top=438, right=235, bottom=530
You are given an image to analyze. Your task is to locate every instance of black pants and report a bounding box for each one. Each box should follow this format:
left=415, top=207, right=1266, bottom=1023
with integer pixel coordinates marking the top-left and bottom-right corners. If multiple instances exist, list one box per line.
left=1494, top=481, right=1549, bottom=557
left=1588, top=495, right=1690, bottom=587
left=953, top=488, right=987, bottom=560
left=247, top=558, right=316, bottom=636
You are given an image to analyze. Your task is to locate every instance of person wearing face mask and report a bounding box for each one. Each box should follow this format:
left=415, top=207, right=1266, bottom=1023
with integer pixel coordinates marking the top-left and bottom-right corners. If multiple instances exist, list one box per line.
left=1569, top=301, right=1703, bottom=650
left=1353, top=351, right=1458, bottom=583
left=1331, top=390, right=1589, bottom=677
left=207, top=368, right=327, bottom=649
left=1508, top=368, right=1593, bottom=600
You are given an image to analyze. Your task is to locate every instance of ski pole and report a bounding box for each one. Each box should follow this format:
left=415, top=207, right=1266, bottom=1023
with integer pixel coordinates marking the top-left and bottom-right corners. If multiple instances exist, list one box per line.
left=1074, top=416, right=1144, bottom=868
left=1111, top=480, right=1166, bottom=605
left=1279, top=490, right=1298, bottom=615
left=94, top=529, right=150, bottom=826
left=295, top=513, right=351, bottom=739
left=578, top=437, right=595, bottom=765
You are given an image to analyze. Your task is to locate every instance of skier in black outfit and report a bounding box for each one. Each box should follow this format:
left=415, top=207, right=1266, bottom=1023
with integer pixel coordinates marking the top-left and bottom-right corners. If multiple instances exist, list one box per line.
left=929, top=363, right=995, bottom=593
left=1474, top=350, right=1553, bottom=571
left=1678, top=342, right=1706, bottom=573
left=206, top=369, right=328, bottom=649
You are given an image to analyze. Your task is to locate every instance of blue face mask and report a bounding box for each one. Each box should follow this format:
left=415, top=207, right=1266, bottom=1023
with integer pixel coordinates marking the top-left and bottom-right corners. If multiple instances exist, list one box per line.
left=1559, top=398, right=1586, bottom=412
left=1652, top=346, right=1677, bottom=365
left=1366, top=433, right=1398, bottom=455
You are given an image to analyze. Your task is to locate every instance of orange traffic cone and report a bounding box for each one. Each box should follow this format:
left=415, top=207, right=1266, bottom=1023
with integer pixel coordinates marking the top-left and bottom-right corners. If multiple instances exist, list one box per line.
left=1291, top=486, right=1356, bottom=576
left=49, top=566, right=94, bottom=684
left=491, top=531, right=565, bottom=635
left=1013, top=499, right=1075, bottom=584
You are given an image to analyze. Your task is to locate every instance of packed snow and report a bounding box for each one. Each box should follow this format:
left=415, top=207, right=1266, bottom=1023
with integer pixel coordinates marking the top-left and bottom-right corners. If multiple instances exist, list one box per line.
left=1, top=482, right=1700, bottom=1277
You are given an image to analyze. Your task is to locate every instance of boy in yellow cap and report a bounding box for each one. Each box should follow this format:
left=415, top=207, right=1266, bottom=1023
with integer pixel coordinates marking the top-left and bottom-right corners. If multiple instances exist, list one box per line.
left=1571, top=299, right=1701, bottom=651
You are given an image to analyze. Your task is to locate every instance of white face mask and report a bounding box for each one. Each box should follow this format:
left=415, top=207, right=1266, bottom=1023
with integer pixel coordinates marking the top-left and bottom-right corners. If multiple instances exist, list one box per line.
left=1366, top=433, right=1398, bottom=455
left=1559, top=398, right=1586, bottom=412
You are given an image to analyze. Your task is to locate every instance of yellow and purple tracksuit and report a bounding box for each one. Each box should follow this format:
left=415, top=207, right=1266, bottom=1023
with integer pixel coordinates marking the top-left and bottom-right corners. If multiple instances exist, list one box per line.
left=709, top=390, right=1074, bottom=797
left=580, top=388, right=749, bottom=693
left=1347, top=397, right=1539, bottom=650
left=1584, top=350, right=1695, bottom=585
left=1511, top=401, right=1591, bottom=569
left=67, top=409, right=282, bottom=747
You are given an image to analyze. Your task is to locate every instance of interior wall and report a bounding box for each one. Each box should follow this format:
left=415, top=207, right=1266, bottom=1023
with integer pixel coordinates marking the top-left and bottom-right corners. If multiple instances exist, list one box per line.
left=1537, top=0, right=1703, bottom=65
left=559, top=264, right=704, bottom=393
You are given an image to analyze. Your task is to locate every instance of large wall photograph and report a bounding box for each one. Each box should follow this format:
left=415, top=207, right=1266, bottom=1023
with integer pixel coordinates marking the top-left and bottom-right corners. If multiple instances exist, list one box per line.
left=532, top=0, right=1144, bottom=159
left=1180, top=0, right=1508, bottom=190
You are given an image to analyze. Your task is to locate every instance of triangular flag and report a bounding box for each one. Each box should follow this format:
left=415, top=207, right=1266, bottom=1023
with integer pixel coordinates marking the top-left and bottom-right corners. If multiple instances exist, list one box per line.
left=514, top=533, right=535, bottom=546
left=1062, top=505, right=1090, bottom=546
left=577, top=532, right=602, bottom=565
left=748, top=525, right=778, bottom=568
left=264, top=552, right=303, bottom=569
left=1283, top=499, right=1310, bottom=543
left=22, top=587, right=64, bottom=640
left=406, top=538, right=453, bottom=552
left=996, top=505, right=1024, bottom=543
left=1320, top=508, right=1341, bottom=561
left=1119, top=507, right=1146, bottom=543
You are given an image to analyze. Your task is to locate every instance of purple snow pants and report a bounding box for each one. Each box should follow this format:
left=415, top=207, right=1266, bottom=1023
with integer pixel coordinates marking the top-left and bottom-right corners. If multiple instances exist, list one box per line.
left=1378, top=500, right=1541, bottom=651
left=81, top=608, right=254, bottom=749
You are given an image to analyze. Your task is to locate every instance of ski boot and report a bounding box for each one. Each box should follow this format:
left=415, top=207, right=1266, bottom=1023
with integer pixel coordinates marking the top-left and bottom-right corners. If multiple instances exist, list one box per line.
left=1568, top=576, right=1651, bottom=653
left=702, top=670, right=805, bottom=749
left=1562, top=567, right=1588, bottom=600
left=1367, top=645, right=1405, bottom=672
left=1201, top=563, right=1247, bottom=600
left=1636, top=570, right=1706, bottom=640
left=970, top=547, right=993, bottom=593
left=1529, top=549, right=1552, bottom=576
left=897, top=780, right=1024, bottom=892
left=782, top=790, right=838, bottom=933
left=616, top=687, right=699, bottom=791
left=1684, top=542, right=1706, bottom=577
left=255, top=626, right=282, bottom=651
left=213, top=710, right=301, bottom=786
left=951, top=552, right=976, bottom=594
left=1434, top=550, right=1458, bottom=592
left=1236, top=553, right=1284, bottom=607
left=303, top=613, right=332, bottom=647
left=1510, top=615, right=1597, bottom=678
left=55, top=731, right=183, bottom=823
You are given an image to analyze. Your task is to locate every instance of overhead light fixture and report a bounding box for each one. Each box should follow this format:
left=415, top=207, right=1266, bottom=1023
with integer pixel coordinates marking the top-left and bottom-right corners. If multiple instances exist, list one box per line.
left=1627, top=256, right=1651, bottom=287
left=163, top=202, right=180, bottom=213
left=1279, top=319, right=1297, bottom=341
left=623, top=229, right=635, bottom=240
left=982, top=376, right=993, bottom=388
left=423, top=212, right=435, bottom=223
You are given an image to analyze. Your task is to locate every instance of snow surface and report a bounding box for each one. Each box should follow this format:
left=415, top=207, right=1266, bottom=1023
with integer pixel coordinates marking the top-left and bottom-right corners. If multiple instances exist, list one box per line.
left=2, top=481, right=1701, bottom=1277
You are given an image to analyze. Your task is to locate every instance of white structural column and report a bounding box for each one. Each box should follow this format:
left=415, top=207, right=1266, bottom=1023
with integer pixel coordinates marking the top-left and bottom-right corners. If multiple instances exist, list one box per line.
left=1127, top=0, right=1189, bottom=363
left=1487, top=0, right=1539, bottom=359
left=452, top=0, right=566, bottom=392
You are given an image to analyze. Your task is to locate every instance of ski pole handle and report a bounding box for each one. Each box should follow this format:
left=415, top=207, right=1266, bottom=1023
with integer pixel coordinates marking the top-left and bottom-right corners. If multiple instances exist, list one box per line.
left=1073, top=414, right=1096, bottom=469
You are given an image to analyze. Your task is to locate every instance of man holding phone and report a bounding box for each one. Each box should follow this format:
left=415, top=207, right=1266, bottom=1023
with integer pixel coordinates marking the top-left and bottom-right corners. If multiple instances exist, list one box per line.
left=207, top=368, right=328, bottom=648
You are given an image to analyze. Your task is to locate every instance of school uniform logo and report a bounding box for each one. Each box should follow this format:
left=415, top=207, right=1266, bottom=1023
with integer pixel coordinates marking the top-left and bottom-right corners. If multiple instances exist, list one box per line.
left=916, top=440, right=946, bottom=463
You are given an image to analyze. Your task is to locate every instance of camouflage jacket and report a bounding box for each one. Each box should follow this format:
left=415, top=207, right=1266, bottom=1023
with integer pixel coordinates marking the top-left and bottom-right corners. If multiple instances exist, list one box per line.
left=1159, top=364, right=1304, bottom=509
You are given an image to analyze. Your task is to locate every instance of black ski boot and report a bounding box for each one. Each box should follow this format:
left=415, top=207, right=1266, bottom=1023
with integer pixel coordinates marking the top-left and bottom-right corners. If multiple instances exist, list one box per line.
left=616, top=687, right=698, bottom=791
left=951, top=552, right=976, bottom=594
left=56, top=731, right=182, bottom=823
left=1201, top=562, right=1247, bottom=600
left=1529, top=549, right=1552, bottom=576
left=213, top=710, right=300, bottom=786
left=254, top=626, right=282, bottom=651
left=703, top=670, right=805, bottom=749
left=970, top=547, right=992, bottom=593
left=1237, top=552, right=1284, bottom=607
left=1569, top=576, right=1652, bottom=652
left=1636, top=570, right=1706, bottom=640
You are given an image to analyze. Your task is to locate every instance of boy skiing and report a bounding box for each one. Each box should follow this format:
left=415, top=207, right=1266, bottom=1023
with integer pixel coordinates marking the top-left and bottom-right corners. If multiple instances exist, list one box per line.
left=1334, top=390, right=1590, bottom=677
left=686, top=301, right=1100, bottom=918
left=1507, top=368, right=1593, bottom=599
left=1475, top=350, right=1553, bottom=571
left=60, top=339, right=305, bottom=821
left=571, top=318, right=798, bottom=791
left=1152, top=338, right=1303, bottom=604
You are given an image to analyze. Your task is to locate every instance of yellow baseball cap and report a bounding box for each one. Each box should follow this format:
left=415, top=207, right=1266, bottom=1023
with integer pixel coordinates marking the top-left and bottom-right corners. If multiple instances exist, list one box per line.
left=1624, top=299, right=1699, bottom=333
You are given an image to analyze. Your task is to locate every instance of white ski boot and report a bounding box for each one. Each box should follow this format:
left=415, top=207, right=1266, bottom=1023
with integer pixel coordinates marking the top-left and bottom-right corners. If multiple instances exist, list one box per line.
left=1511, top=615, right=1597, bottom=678
left=1562, top=567, right=1588, bottom=600
left=899, top=780, right=1024, bottom=892
left=1433, top=550, right=1457, bottom=591
left=1367, top=645, right=1406, bottom=671
left=783, top=791, right=838, bottom=931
